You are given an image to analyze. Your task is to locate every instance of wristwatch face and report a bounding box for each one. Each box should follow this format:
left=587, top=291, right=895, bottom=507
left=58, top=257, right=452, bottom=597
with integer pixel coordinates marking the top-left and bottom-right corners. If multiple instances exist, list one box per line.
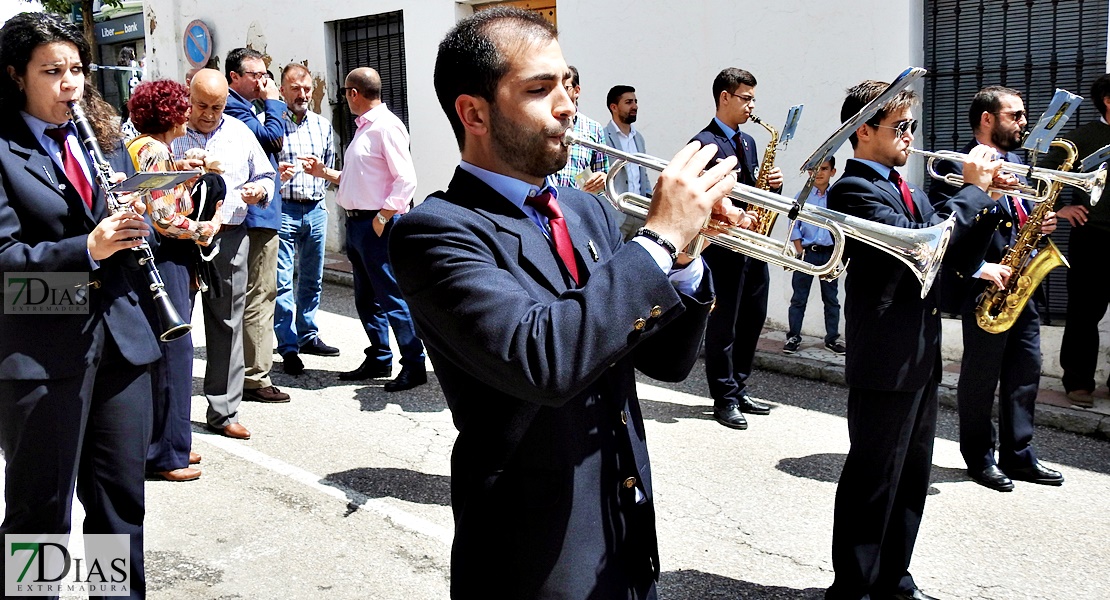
left=377, top=214, right=389, bottom=225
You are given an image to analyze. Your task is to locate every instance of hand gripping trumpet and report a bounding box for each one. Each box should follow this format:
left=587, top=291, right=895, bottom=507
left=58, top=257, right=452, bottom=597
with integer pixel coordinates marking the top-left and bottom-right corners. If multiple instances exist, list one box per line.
left=562, top=130, right=954, bottom=298
left=69, top=100, right=192, bottom=342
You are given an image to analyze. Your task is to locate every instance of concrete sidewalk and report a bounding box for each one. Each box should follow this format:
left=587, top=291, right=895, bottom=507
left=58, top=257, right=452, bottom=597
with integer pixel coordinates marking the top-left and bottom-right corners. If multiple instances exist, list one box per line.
left=323, top=250, right=1110, bottom=439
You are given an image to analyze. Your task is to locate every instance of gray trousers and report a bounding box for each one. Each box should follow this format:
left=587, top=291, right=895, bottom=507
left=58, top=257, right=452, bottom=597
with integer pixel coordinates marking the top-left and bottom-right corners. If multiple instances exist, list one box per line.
left=244, top=228, right=278, bottom=390
left=198, top=224, right=249, bottom=427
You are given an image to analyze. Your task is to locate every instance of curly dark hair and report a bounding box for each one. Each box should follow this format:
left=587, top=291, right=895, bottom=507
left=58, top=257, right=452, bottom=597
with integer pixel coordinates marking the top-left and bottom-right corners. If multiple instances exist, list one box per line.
left=0, top=12, right=91, bottom=112
left=128, top=79, right=189, bottom=135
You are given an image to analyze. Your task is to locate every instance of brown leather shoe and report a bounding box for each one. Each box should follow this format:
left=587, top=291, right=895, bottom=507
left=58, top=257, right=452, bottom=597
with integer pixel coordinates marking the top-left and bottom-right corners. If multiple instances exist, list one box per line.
left=244, top=385, right=291, bottom=403
left=1067, top=389, right=1095, bottom=408
left=208, top=422, right=251, bottom=439
left=155, top=467, right=201, bottom=482
left=189, top=451, right=202, bottom=464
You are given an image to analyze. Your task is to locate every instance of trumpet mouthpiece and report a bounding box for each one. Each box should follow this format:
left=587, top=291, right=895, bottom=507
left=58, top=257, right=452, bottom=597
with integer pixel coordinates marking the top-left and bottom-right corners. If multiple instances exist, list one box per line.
left=562, top=129, right=581, bottom=147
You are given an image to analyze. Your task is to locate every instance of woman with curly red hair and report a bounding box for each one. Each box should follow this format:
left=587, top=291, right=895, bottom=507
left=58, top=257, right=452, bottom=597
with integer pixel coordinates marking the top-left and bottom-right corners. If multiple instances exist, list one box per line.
left=127, top=79, right=222, bottom=482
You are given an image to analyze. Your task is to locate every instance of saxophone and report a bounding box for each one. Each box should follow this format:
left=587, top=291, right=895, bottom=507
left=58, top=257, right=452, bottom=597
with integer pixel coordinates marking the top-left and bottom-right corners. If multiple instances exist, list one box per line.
left=747, top=114, right=779, bottom=235
left=974, top=139, right=1074, bottom=333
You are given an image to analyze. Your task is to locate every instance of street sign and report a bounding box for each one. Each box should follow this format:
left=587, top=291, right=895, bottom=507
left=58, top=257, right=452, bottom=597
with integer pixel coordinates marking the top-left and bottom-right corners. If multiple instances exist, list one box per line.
left=183, top=20, right=213, bottom=68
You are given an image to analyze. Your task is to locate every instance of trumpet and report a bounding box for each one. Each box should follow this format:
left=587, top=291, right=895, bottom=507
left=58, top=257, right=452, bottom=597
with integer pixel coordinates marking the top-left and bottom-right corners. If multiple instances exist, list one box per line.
left=908, top=147, right=1106, bottom=206
left=563, top=131, right=954, bottom=298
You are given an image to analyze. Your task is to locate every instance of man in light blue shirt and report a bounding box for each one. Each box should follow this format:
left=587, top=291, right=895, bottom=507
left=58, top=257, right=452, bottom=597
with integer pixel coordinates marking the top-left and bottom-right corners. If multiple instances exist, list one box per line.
left=785, top=157, right=844, bottom=355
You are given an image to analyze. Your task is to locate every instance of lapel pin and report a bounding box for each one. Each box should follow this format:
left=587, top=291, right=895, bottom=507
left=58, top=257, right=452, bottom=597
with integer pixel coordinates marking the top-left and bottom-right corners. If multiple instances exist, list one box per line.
left=587, top=240, right=599, bottom=262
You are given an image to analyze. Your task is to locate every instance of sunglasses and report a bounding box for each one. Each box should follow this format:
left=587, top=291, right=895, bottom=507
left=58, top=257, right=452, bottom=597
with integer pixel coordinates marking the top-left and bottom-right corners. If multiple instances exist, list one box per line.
left=870, top=118, right=918, bottom=138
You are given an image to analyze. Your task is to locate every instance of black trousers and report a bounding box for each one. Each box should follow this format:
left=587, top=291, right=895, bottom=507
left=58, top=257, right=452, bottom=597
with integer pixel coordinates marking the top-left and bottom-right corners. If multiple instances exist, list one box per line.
left=827, top=379, right=938, bottom=600
left=1061, top=225, right=1110, bottom=392
left=143, top=238, right=196, bottom=472
left=957, top=302, right=1040, bottom=471
left=701, top=244, right=769, bottom=407
left=0, top=328, right=152, bottom=599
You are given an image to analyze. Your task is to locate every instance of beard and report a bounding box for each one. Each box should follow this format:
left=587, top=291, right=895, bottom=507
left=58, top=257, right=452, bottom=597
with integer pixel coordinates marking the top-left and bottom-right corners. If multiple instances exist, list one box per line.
left=490, top=103, right=569, bottom=178
left=991, top=124, right=1023, bottom=152
left=622, top=112, right=637, bottom=125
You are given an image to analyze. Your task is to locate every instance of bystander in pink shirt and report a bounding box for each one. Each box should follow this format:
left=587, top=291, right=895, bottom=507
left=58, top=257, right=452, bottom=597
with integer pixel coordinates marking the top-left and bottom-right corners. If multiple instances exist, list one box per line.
left=335, top=103, right=417, bottom=212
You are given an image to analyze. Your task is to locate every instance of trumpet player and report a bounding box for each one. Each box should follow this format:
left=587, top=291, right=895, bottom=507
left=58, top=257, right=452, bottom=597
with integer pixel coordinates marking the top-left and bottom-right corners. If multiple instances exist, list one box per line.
left=929, top=86, right=1064, bottom=492
left=825, top=80, right=1001, bottom=600
left=692, top=67, right=781, bottom=430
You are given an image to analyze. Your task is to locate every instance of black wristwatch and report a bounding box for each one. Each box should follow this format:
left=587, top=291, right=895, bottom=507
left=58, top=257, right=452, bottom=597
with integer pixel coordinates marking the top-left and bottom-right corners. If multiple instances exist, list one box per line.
left=635, top=227, right=678, bottom=263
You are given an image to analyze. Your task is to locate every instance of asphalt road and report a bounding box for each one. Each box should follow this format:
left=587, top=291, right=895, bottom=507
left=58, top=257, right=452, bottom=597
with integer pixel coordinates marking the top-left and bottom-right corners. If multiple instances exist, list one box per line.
left=3, top=281, right=1109, bottom=599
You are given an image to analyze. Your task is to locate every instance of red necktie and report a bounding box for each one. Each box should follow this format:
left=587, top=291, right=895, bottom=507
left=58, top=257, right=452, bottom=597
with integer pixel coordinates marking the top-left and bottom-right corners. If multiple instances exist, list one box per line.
left=526, top=190, right=579, bottom=285
left=46, top=127, right=93, bottom=209
left=888, top=169, right=916, bottom=218
left=1011, top=196, right=1028, bottom=228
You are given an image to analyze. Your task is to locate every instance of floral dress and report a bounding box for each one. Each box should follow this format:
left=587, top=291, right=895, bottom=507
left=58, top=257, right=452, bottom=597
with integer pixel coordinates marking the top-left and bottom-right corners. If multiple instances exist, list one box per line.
left=126, top=135, right=217, bottom=245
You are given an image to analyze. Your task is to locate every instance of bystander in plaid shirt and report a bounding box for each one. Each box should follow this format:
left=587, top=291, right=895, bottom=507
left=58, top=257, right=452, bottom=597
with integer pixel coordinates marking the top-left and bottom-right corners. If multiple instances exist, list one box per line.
left=553, top=112, right=609, bottom=188
left=279, top=108, right=336, bottom=202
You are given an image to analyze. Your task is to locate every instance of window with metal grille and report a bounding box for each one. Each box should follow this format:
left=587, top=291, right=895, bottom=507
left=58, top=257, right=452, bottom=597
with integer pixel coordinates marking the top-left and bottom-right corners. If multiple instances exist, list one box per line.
left=923, top=0, right=1108, bottom=322
left=331, top=11, right=408, bottom=166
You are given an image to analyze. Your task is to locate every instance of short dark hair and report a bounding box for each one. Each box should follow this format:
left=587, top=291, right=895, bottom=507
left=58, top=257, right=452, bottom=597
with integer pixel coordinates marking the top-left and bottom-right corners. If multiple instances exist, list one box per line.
left=0, top=12, right=91, bottom=112
left=841, top=80, right=919, bottom=148
left=968, top=85, right=1021, bottom=130
left=1091, top=74, right=1110, bottom=117
left=128, top=79, right=190, bottom=135
left=825, top=156, right=836, bottom=169
left=434, top=7, right=558, bottom=149
left=225, top=47, right=264, bottom=81
left=606, top=85, right=635, bottom=108
left=281, top=63, right=311, bottom=84
left=712, top=68, right=757, bottom=108
left=567, top=65, right=580, bottom=88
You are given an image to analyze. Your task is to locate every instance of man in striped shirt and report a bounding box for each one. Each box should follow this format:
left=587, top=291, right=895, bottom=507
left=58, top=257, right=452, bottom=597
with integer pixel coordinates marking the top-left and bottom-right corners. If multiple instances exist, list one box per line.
left=274, top=64, right=339, bottom=376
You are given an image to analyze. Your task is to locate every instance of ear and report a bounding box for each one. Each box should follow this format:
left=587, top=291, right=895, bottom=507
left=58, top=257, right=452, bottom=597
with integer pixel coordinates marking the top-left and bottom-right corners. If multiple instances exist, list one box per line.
left=979, top=110, right=994, bottom=130
left=854, top=123, right=871, bottom=143
left=455, top=94, right=490, bottom=138
left=7, top=66, right=20, bottom=90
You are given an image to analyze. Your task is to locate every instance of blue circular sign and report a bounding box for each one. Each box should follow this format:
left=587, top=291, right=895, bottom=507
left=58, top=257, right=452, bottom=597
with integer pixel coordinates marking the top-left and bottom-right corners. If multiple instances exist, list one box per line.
left=183, top=20, right=212, bottom=68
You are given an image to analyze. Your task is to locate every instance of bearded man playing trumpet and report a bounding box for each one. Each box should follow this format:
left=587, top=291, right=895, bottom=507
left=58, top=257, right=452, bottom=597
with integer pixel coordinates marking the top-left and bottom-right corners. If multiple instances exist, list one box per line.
left=825, top=80, right=1003, bottom=600
left=929, top=86, right=1064, bottom=493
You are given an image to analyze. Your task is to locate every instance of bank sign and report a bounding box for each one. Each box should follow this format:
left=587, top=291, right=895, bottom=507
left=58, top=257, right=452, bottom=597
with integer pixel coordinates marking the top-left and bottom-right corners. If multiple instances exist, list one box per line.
left=94, top=13, right=144, bottom=44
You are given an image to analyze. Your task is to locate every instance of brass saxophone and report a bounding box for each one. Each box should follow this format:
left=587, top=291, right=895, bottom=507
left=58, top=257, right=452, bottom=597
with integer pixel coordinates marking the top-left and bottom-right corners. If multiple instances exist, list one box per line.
left=974, top=139, right=1074, bottom=333
left=747, top=114, right=779, bottom=235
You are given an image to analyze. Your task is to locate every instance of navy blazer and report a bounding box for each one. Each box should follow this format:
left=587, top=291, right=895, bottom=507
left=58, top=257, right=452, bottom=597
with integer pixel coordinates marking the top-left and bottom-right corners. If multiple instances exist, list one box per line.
left=390, top=168, right=714, bottom=599
left=224, top=89, right=284, bottom=230
left=929, top=141, right=1013, bottom=313
left=690, top=119, right=761, bottom=188
left=829, top=159, right=995, bottom=392
left=0, top=115, right=160, bottom=380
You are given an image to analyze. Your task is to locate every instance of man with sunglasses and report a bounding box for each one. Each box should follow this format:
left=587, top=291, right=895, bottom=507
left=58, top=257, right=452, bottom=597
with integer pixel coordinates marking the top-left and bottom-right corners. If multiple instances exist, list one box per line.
left=929, top=86, right=1063, bottom=493
left=225, top=47, right=291, bottom=404
left=825, top=80, right=1001, bottom=600
left=691, top=67, right=782, bottom=430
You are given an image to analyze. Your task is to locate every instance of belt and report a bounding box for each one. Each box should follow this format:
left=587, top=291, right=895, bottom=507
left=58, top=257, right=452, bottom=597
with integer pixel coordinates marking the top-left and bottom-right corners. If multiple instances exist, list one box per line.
left=286, top=197, right=323, bottom=204
left=344, top=209, right=380, bottom=219
left=220, top=223, right=243, bottom=232
left=806, top=244, right=833, bottom=253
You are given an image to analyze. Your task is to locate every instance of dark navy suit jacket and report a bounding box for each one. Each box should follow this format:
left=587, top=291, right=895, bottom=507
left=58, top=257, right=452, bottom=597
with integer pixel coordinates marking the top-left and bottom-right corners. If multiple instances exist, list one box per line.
left=0, top=115, right=160, bottom=380
left=829, top=159, right=995, bottom=392
left=224, top=89, right=284, bottom=230
left=690, top=119, right=760, bottom=188
left=390, top=167, right=714, bottom=599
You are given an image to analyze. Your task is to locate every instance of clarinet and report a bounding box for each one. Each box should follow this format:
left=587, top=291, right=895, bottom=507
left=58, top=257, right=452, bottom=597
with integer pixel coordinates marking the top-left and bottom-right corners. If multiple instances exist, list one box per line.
left=69, top=100, right=191, bottom=342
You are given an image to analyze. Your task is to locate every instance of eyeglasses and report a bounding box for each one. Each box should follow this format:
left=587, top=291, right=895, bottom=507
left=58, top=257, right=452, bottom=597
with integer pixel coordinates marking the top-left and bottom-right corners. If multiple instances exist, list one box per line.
left=728, top=92, right=756, bottom=104
left=993, top=110, right=1026, bottom=121
left=870, top=118, right=918, bottom=138
left=239, top=70, right=268, bottom=81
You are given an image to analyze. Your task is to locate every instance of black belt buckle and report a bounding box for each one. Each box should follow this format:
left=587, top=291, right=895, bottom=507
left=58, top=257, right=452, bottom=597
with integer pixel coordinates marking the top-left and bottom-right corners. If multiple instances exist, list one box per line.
left=344, top=209, right=379, bottom=219
left=808, top=244, right=831, bottom=253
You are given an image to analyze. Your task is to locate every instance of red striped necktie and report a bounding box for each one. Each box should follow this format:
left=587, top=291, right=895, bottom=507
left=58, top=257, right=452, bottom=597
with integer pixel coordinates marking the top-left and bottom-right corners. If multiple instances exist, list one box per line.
left=45, top=126, right=93, bottom=209
left=526, top=190, right=579, bottom=284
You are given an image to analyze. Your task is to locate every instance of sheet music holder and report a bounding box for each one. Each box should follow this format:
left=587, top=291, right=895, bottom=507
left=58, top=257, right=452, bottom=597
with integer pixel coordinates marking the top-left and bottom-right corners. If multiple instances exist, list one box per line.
left=1022, top=89, right=1082, bottom=159
left=112, top=171, right=198, bottom=193
left=779, top=104, right=804, bottom=149
left=1080, top=143, right=1110, bottom=173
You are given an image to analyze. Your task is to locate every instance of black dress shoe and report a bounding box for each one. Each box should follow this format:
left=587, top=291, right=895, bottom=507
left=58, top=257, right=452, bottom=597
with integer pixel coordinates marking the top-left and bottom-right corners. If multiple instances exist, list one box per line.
left=282, top=351, right=304, bottom=376
left=888, top=588, right=940, bottom=600
left=301, top=337, right=340, bottom=357
left=1003, top=462, right=1064, bottom=486
left=737, top=392, right=771, bottom=415
left=967, top=464, right=1014, bottom=492
left=712, top=404, right=748, bottom=430
left=339, top=359, right=392, bottom=381
left=384, top=368, right=428, bottom=392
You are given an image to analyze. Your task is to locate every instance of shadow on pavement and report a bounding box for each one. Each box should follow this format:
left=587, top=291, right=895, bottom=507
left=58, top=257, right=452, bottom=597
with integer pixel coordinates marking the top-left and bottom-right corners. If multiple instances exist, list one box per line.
left=658, top=569, right=825, bottom=599
left=775, top=453, right=970, bottom=490
left=323, top=466, right=451, bottom=506
left=353, top=377, right=448, bottom=413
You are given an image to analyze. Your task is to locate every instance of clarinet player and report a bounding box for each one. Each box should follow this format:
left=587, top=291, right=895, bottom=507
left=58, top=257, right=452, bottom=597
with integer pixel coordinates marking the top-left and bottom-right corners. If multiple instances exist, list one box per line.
left=0, top=12, right=160, bottom=599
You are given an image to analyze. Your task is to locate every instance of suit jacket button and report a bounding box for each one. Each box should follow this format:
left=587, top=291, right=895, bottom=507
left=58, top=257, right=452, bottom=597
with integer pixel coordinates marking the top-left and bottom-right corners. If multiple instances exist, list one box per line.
left=931, top=308, right=937, bottom=315
left=1004, top=221, right=1013, bottom=229
left=649, top=305, right=662, bottom=318
left=621, top=410, right=628, bottom=425
left=623, top=476, right=637, bottom=489
left=633, top=318, right=646, bottom=331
